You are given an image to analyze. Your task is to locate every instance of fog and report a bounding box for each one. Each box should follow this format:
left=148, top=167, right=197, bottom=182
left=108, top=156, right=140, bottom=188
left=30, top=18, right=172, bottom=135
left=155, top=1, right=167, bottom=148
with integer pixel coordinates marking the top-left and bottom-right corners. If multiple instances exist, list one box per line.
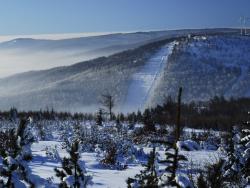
left=0, top=30, right=182, bottom=78
left=0, top=49, right=104, bottom=78
left=0, top=32, right=114, bottom=43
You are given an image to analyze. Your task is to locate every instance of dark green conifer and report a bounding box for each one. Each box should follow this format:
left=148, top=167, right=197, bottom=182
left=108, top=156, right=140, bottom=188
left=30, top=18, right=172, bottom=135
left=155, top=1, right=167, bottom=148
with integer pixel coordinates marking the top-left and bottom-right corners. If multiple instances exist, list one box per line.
left=55, top=140, right=91, bottom=188
left=159, top=87, right=187, bottom=187
left=127, top=147, right=158, bottom=187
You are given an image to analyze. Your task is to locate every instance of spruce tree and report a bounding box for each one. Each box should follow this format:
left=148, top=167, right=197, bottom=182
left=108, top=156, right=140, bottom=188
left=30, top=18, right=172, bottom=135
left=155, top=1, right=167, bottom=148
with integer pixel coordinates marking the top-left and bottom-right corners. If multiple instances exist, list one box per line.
left=223, top=125, right=243, bottom=186
left=196, top=173, right=208, bottom=188
left=0, top=119, right=35, bottom=187
left=115, top=118, right=122, bottom=136
left=72, top=123, right=83, bottom=142
left=101, top=142, right=117, bottom=166
left=55, top=140, right=91, bottom=188
left=240, top=112, right=250, bottom=185
left=224, top=112, right=250, bottom=186
left=205, top=159, right=227, bottom=188
left=9, top=107, right=18, bottom=122
left=158, top=87, right=187, bottom=187
left=96, top=108, right=103, bottom=126
left=142, top=109, right=155, bottom=132
left=127, top=147, right=159, bottom=187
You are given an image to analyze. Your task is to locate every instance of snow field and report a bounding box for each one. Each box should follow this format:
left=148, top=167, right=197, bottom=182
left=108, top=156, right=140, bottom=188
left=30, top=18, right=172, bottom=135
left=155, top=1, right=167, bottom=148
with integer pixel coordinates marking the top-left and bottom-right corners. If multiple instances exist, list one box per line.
left=29, top=139, right=221, bottom=187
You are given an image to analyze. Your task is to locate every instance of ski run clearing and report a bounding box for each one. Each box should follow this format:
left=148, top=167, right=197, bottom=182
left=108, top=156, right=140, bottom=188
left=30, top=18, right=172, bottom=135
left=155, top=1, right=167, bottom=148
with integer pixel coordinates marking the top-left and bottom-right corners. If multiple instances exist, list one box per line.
left=123, top=42, right=176, bottom=112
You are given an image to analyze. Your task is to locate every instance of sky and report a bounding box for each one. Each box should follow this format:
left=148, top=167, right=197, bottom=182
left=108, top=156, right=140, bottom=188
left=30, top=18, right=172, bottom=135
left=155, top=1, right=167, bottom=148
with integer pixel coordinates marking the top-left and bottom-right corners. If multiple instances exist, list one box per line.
left=0, top=0, right=249, bottom=36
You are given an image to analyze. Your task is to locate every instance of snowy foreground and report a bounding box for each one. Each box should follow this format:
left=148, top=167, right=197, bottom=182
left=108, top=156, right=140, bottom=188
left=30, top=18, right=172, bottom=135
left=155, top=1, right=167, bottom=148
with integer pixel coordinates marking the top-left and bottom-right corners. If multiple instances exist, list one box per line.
left=30, top=141, right=220, bottom=188
left=11, top=121, right=221, bottom=188
left=1, top=118, right=249, bottom=187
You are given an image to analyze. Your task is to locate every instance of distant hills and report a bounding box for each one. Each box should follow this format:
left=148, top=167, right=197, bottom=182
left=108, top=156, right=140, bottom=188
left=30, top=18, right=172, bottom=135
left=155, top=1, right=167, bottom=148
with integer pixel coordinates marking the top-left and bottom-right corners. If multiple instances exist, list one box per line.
left=1, top=28, right=248, bottom=113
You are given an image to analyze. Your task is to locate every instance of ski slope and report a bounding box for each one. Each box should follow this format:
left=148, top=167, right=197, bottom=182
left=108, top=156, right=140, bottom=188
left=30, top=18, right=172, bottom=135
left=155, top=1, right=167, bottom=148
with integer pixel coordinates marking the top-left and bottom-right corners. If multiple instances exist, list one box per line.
left=123, top=42, right=176, bottom=112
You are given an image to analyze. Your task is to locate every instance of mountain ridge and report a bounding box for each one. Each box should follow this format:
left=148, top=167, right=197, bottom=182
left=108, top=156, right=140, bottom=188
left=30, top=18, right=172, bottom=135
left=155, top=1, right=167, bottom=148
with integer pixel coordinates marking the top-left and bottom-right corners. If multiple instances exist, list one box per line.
left=0, top=28, right=248, bottom=113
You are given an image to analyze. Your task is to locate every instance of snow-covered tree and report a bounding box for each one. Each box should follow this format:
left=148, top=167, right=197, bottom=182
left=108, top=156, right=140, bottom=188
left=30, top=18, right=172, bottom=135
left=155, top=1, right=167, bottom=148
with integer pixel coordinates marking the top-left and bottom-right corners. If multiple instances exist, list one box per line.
left=115, top=118, right=123, bottom=136
left=158, top=87, right=187, bottom=187
left=196, top=173, right=207, bottom=188
left=127, top=147, right=159, bottom=187
left=55, top=140, right=92, bottom=188
left=0, top=118, right=35, bottom=187
left=36, top=121, right=46, bottom=141
left=100, top=141, right=117, bottom=166
left=223, top=126, right=243, bottom=186
left=240, top=114, right=250, bottom=185
left=72, top=123, right=84, bottom=142
left=9, top=107, right=18, bottom=122
left=204, top=159, right=227, bottom=188
left=223, top=112, right=250, bottom=186
left=45, top=145, right=61, bottom=162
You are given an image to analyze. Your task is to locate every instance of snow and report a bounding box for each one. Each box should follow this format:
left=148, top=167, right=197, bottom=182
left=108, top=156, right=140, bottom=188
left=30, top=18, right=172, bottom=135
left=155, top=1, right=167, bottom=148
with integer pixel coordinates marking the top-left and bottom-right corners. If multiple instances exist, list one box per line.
left=0, top=118, right=235, bottom=187
left=177, top=140, right=201, bottom=151
left=185, top=35, right=250, bottom=98
left=175, top=175, right=194, bottom=188
left=85, top=152, right=142, bottom=188
left=27, top=138, right=222, bottom=188
left=29, top=141, right=143, bottom=188
left=30, top=141, right=65, bottom=187
left=123, top=42, right=176, bottom=112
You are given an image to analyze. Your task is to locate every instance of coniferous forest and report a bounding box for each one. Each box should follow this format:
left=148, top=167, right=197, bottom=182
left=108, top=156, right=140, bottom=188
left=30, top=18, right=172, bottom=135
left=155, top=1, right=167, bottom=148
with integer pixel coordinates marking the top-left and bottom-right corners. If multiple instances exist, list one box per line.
left=0, top=93, right=249, bottom=187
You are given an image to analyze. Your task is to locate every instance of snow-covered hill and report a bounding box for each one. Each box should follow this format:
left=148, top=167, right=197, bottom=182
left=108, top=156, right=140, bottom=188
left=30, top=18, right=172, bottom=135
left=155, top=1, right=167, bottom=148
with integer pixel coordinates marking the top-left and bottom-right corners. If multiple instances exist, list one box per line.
left=0, top=28, right=236, bottom=78
left=0, top=31, right=170, bottom=78
left=149, top=34, right=250, bottom=106
left=1, top=29, right=248, bottom=113
left=0, top=38, right=173, bottom=112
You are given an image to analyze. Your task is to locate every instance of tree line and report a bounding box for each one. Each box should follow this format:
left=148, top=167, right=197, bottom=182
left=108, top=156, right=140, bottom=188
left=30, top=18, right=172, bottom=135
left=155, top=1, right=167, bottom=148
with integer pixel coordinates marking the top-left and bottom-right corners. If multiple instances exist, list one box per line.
left=126, top=96, right=250, bottom=131
left=0, top=96, right=249, bottom=131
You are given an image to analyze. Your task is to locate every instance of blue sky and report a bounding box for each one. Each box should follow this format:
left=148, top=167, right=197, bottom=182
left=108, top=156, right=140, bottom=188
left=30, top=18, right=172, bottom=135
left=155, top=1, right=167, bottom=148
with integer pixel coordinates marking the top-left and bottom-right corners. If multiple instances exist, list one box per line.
left=0, top=0, right=249, bottom=35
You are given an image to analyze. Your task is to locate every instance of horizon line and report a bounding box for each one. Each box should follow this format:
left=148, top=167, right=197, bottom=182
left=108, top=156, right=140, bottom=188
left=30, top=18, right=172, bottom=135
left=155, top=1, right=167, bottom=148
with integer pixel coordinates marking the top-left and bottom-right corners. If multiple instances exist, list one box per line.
left=0, top=27, right=240, bottom=43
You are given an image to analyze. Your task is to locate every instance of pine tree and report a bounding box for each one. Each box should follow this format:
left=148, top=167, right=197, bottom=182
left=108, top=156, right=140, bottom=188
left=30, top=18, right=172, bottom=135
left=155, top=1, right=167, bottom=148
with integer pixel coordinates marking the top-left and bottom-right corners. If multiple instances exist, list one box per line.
left=55, top=140, right=91, bottom=188
left=0, top=119, right=35, bottom=187
left=224, top=112, right=250, bottom=186
left=9, top=107, right=18, bottom=122
left=136, top=110, right=143, bottom=123
left=96, top=108, right=103, bottom=126
left=72, top=123, right=83, bottom=142
left=115, top=118, right=123, bottom=136
left=142, top=109, right=155, bottom=132
left=158, top=87, right=187, bottom=187
left=205, top=159, right=227, bottom=188
left=240, top=112, right=250, bottom=185
left=101, top=142, right=117, bottom=166
left=127, top=147, right=159, bottom=187
left=37, top=122, right=45, bottom=141
left=196, top=173, right=208, bottom=188
left=223, top=125, right=243, bottom=186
